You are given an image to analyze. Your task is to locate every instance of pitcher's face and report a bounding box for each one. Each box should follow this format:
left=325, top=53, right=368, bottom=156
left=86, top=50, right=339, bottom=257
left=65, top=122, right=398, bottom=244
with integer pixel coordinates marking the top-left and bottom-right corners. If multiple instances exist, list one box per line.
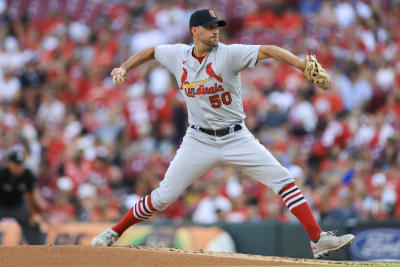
left=193, top=24, right=219, bottom=48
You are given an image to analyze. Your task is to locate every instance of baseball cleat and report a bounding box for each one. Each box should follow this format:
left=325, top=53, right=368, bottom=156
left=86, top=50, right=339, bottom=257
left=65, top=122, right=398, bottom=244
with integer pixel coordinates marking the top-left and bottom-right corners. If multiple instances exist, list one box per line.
left=91, top=228, right=119, bottom=246
left=311, top=231, right=355, bottom=259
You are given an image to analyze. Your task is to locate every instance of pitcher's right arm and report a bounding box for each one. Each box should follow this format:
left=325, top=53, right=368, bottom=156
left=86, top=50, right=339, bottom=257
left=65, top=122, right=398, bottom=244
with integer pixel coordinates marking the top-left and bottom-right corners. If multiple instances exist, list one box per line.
left=111, top=46, right=156, bottom=85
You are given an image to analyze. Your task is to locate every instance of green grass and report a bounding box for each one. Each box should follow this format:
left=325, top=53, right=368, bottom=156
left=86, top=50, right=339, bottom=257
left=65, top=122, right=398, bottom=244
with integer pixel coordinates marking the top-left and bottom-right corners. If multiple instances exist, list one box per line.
left=210, top=264, right=400, bottom=267
left=208, top=265, right=400, bottom=267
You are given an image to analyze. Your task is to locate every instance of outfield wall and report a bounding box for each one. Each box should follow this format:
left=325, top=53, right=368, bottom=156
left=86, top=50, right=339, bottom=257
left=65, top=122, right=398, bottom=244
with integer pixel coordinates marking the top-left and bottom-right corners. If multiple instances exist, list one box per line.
left=216, top=220, right=400, bottom=261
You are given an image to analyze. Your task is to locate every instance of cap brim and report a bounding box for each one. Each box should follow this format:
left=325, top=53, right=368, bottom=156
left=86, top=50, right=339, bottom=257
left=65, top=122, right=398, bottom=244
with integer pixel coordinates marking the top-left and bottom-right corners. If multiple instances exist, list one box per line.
left=202, top=18, right=226, bottom=27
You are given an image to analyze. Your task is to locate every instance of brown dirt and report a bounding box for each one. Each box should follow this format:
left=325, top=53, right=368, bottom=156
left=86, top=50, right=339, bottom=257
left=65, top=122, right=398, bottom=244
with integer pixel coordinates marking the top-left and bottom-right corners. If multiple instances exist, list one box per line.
left=0, top=245, right=373, bottom=267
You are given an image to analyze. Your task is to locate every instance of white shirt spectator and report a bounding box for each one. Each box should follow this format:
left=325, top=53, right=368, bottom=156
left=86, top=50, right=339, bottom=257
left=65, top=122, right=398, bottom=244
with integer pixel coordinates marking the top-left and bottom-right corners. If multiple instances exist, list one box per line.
left=336, top=74, right=354, bottom=111
left=355, top=0, right=372, bottom=19
left=25, top=139, right=42, bottom=175
left=0, top=0, right=6, bottom=14
left=38, top=98, right=66, bottom=126
left=20, top=120, right=42, bottom=174
left=0, top=37, right=33, bottom=69
left=130, top=28, right=168, bottom=53
left=357, top=29, right=376, bottom=52
left=353, top=121, right=375, bottom=147
left=363, top=173, right=397, bottom=216
left=376, top=67, right=395, bottom=91
left=337, top=73, right=372, bottom=110
left=126, top=98, right=150, bottom=126
left=353, top=77, right=373, bottom=106
left=321, top=120, right=346, bottom=147
left=0, top=110, right=16, bottom=129
left=65, top=120, right=83, bottom=140
left=289, top=100, right=317, bottom=132
left=225, top=177, right=243, bottom=199
left=377, top=28, right=388, bottom=44
left=149, top=67, right=171, bottom=95
left=69, top=21, right=91, bottom=42
left=378, top=123, right=395, bottom=148
left=42, top=35, right=60, bottom=51
left=192, top=195, right=232, bottom=224
left=269, top=91, right=295, bottom=112
left=225, top=210, right=247, bottom=223
left=334, top=1, right=355, bottom=28
left=0, top=74, right=21, bottom=102
left=155, top=6, right=188, bottom=42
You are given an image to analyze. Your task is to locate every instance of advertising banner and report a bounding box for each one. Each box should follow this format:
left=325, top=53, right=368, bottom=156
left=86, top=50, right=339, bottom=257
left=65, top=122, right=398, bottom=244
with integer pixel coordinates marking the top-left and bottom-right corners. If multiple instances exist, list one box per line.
left=350, top=228, right=400, bottom=261
left=0, top=220, right=236, bottom=252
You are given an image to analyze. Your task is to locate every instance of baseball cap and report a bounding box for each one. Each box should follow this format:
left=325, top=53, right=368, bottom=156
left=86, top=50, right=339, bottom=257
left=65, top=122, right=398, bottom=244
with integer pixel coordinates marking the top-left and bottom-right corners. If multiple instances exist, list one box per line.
left=189, top=9, right=226, bottom=29
left=8, top=149, right=25, bottom=164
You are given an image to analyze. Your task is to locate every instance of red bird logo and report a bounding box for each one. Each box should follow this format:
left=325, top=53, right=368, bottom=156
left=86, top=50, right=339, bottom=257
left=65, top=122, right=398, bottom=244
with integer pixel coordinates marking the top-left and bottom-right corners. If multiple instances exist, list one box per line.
left=180, top=68, right=188, bottom=89
left=206, top=63, right=223, bottom=83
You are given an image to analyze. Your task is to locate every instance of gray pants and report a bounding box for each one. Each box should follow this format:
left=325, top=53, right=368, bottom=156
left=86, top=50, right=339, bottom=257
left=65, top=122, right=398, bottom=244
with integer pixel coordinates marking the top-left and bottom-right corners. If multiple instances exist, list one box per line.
left=151, top=124, right=294, bottom=211
left=0, top=201, right=45, bottom=245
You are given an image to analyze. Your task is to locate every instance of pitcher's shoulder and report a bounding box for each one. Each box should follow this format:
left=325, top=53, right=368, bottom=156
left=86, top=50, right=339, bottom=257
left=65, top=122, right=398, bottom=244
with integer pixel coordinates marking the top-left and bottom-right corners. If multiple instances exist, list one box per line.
left=172, top=43, right=192, bottom=50
left=216, top=42, right=228, bottom=50
left=157, top=43, right=191, bottom=51
left=216, top=42, right=241, bottom=53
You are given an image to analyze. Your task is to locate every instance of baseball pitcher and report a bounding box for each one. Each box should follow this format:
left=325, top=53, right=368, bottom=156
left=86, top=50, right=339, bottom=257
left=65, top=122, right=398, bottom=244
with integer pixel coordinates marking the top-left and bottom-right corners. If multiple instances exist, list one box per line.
left=92, top=9, right=354, bottom=258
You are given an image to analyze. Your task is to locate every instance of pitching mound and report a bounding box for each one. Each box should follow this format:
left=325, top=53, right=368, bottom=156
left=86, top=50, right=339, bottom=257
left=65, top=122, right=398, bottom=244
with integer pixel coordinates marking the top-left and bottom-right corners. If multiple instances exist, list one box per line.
left=0, top=245, right=380, bottom=266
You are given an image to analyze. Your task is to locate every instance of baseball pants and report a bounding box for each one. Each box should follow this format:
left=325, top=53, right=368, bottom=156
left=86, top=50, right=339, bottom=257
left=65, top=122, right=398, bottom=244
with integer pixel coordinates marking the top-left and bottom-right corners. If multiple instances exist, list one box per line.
left=151, top=123, right=294, bottom=210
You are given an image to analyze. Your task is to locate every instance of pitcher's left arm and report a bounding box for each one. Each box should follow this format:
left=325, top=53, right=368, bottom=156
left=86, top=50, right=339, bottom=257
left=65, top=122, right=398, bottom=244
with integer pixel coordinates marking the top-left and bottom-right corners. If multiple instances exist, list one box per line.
left=257, top=45, right=330, bottom=90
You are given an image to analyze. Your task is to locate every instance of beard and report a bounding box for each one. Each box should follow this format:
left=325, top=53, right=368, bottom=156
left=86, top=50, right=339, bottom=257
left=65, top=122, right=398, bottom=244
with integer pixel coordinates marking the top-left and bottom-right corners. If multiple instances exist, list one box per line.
left=200, top=34, right=219, bottom=48
left=205, top=37, right=218, bottom=47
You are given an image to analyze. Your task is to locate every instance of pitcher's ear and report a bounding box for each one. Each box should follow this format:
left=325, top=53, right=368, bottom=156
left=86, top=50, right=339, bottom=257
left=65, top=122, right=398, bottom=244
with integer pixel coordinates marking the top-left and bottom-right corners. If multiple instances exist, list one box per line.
left=190, top=26, right=198, bottom=36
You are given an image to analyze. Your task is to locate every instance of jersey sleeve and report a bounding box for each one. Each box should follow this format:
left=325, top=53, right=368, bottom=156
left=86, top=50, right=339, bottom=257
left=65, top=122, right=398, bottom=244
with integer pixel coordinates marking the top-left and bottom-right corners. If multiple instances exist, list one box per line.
left=227, top=44, right=260, bottom=73
left=154, top=44, right=183, bottom=74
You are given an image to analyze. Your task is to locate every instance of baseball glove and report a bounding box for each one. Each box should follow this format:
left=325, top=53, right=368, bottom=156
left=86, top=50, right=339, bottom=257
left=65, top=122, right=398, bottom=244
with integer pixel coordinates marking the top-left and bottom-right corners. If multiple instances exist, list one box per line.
left=303, top=54, right=330, bottom=90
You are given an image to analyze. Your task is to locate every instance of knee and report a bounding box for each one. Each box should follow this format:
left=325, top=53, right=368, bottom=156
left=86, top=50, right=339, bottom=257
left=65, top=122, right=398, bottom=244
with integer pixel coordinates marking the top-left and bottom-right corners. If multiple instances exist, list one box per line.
left=272, top=177, right=296, bottom=195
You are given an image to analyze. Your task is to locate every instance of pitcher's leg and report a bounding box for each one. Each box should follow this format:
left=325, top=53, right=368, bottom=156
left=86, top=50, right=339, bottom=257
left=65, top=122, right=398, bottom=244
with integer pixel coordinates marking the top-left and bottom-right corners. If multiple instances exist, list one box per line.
left=228, top=134, right=355, bottom=258
left=151, top=144, right=217, bottom=211
left=221, top=131, right=294, bottom=194
left=108, top=133, right=218, bottom=238
left=221, top=130, right=321, bottom=241
left=278, top=182, right=321, bottom=241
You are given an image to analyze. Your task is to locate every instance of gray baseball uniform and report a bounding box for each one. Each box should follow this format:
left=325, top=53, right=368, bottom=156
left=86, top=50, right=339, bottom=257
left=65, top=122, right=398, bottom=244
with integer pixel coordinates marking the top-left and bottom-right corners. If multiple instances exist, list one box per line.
left=150, top=42, right=294, bottom=211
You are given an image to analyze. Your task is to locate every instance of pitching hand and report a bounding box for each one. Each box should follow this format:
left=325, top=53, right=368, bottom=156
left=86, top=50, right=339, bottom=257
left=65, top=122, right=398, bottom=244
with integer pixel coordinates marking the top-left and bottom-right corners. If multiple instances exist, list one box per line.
left=111, top=67, right=127, bottom=85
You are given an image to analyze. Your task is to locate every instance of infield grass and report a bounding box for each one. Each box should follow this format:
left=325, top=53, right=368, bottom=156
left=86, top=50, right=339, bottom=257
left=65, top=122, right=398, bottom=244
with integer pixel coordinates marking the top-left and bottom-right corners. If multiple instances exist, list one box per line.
left=215, top=264, right=400, bottom=267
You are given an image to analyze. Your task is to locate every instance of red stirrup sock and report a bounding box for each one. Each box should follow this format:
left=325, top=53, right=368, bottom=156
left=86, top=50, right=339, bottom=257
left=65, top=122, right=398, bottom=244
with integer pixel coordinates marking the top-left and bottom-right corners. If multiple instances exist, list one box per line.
left=279, top=182, right=322, bottom=242
left=111, top=194, right=157, bottom=236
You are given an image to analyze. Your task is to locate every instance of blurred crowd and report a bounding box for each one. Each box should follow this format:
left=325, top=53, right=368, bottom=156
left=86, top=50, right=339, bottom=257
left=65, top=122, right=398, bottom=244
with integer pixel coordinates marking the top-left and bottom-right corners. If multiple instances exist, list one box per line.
left=0, top=0, right=399, bottom=227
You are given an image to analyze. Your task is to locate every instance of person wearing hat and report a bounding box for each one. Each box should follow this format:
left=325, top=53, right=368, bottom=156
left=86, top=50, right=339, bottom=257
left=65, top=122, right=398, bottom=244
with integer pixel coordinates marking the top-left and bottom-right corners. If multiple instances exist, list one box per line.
left=0, top=148, right=45, bottom=244
left=92, top=9, right=352, bottom=259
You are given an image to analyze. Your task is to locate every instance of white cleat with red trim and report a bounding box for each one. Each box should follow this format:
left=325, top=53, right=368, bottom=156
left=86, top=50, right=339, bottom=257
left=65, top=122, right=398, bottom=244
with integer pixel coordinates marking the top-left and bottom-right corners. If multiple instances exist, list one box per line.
left=311, top=231, right=355, bottom=259
left=91, top=228, right=119, bottom=246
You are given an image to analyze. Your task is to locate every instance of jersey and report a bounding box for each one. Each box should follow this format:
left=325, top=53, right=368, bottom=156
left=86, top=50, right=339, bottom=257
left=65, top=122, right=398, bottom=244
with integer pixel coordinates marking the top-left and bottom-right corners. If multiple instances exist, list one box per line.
left=155, top=42, right=260, bottom=130
left=0, top=167, right=35, bottom=206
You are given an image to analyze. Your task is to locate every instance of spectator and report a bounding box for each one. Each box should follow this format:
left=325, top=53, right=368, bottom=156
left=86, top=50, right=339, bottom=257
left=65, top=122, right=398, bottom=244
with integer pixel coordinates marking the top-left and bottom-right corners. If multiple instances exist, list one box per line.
left=0, top=68, right=21, bottom=103
left=192, top=184, right=232, bottom=224
left=323, top=187, right=359, bottom=226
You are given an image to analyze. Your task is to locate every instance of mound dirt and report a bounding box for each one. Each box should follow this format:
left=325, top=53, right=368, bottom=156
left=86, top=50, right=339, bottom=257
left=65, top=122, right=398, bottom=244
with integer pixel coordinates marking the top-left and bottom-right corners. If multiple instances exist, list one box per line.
left=0, top=245, right=373, bottom=267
